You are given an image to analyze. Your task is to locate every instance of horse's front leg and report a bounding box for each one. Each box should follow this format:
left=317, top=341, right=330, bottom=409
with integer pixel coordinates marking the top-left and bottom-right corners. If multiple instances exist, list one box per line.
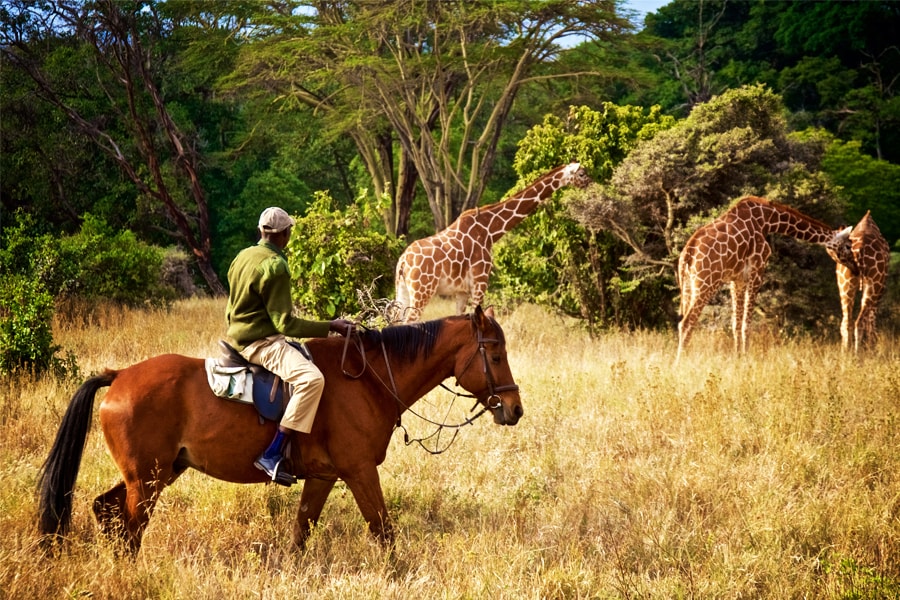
left=342, top=466, right=394, bottom=545
left=293, top=477, right=336, bottom=550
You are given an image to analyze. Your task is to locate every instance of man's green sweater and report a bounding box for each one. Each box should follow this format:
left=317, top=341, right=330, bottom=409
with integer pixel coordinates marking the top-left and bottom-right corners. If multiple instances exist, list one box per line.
left=225, top=240, right=330, bottom=350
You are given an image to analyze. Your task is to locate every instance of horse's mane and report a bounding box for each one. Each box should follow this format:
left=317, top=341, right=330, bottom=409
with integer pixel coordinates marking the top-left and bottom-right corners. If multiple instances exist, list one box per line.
left=360, top=317, right=449, bottom=361
left=353, top=312, right=503, bottom=362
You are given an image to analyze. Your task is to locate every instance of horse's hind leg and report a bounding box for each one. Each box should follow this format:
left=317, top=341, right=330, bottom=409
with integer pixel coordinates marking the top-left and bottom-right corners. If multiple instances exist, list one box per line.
left=93, top=470, right=181, bottom=554
left=93, top=480, right=128, bottom=541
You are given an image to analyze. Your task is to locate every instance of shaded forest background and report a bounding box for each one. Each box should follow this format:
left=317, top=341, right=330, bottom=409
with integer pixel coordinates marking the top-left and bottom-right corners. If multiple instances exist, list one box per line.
left=2, top=0, right=899, bottom=374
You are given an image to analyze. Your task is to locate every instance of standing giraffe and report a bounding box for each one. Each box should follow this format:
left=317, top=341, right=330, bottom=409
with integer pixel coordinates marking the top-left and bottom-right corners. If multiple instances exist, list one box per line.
left=835, top=211, right=890, bottom=353
left=676, top=196, right=856, bottom=358
left=394, top=162, right=592, bottom=322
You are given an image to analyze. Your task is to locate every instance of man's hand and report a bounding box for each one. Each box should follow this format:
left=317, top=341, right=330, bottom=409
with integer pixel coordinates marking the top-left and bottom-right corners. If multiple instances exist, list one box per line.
left=329, top=319, right=356, bottom=336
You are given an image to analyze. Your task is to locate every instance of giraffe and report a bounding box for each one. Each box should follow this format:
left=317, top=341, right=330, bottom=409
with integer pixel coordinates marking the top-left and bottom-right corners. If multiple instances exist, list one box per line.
left=835, top=211, right=890, bottom=353
left=393, top=162, right=592, bottom=322
left=676, top=196, right=857, bottom=359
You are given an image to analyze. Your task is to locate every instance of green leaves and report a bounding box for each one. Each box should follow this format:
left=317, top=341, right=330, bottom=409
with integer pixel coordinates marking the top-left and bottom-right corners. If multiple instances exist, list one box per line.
left=493, top=102, right=677, bottom=328
left=285, top=191, right=404, bottom=319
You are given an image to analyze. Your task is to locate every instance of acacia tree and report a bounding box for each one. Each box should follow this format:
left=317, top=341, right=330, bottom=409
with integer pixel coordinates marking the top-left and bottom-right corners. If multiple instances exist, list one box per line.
left=1, top=0, right=238, bottom=295
left=567, top=84, right=853, bottom=331
left=230, top=0, right=631, bottom=235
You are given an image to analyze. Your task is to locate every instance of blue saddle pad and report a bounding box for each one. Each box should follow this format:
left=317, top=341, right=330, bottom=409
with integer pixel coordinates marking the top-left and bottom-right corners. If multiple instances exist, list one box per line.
left=250, top=371, right=289, bottom=422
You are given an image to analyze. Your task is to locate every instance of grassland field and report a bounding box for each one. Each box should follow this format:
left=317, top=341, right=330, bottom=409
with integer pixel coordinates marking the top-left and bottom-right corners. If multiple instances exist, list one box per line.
left=1, top=296, right=898, bottom=599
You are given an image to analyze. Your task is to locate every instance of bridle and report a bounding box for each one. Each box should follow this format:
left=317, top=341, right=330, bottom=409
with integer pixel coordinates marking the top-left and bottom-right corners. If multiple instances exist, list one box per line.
left=339, top=316, right=519, bottom=453
left=454, top=319, right=520, bottom=413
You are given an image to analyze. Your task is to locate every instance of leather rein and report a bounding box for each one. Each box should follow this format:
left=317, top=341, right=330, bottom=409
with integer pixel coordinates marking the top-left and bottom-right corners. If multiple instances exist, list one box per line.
left=338, top=318, right=519, bottom=454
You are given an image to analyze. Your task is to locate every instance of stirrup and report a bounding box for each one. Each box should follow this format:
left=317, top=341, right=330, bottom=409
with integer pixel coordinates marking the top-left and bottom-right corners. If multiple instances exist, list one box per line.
left=255, top=456, right=297, bottom=486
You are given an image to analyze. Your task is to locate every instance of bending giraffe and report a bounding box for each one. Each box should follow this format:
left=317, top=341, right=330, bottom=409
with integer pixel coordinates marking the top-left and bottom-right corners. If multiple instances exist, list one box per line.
left=835, top=211, right=890, bottom=353
left=393, top=162, right=592, bottom=322
left=676, top=196, right=857, bottom=359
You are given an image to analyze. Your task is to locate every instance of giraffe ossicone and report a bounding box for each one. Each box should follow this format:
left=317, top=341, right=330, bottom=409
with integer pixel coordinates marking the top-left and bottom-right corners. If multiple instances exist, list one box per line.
left=393, top=162, right=592, bottom=323
left=676, top=196, right=857, bottom=359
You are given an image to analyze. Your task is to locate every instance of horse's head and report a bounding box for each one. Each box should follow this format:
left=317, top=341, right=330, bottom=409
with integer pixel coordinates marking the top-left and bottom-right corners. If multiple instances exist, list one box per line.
left=455, top=306, right=523, bottom=426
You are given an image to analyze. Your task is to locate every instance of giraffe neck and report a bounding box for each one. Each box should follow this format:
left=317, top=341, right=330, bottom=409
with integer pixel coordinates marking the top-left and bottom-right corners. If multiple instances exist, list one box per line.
left=751, top=199, right=836, bottom=243
left=470, top=168, right=571, bottom=245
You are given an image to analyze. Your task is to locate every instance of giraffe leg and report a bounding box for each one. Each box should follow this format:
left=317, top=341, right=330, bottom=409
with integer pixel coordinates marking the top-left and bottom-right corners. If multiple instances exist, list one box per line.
left=855, top=280, right=884, bottom=351
left=394, top=275, right=412, bottom=324
left=730, top=281, right=747, bottom=354
left=454, top=293, right=469, bottom=314
left=466, top=266, right=489, bottom=314
left=837, top=270, right=858, bottom=352
left=405, top=284, right=435, bottom=323
left=842, top=289, right=857, bottom=352
left=740, top=274, right=764, bottom=355
left=677, top=285, right=718, bottom=359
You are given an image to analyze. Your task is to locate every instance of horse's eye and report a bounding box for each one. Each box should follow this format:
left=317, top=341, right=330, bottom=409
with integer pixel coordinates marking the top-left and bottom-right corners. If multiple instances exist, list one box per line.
left=491, top=354, right=501, bottom=364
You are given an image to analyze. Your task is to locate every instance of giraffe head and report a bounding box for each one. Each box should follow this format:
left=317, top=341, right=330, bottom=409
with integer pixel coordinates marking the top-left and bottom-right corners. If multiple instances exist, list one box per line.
left=562, top=162, right=593, bottom=189
left=824, top=226, right=859, bottom=276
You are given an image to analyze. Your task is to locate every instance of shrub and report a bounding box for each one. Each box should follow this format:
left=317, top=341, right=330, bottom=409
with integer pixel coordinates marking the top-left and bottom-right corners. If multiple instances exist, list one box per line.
left=286, top=191, right=405, bottom=319
left=0, top=210, right=170, bottom=378
left=0, top=274, right=77, bottom=379
left=60, top=214, right=176, bottom=306
left=28, top=214, right=177, bottom=308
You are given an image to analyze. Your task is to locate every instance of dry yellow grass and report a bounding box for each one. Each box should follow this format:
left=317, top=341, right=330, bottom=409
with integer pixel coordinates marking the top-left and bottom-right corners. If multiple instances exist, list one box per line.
left=1, top=297, right=898, bottom=599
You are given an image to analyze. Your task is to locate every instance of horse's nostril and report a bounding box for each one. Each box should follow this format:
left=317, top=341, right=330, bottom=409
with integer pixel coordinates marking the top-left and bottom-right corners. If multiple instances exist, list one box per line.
left=514, top=405, right=524, bottom=419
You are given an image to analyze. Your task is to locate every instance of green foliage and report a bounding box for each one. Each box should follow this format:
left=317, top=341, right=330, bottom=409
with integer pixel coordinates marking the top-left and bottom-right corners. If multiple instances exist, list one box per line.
left=1, top=211, right=176, bottom=308
left=286, top=191, right=404, bottom=319
left=582, top=85, right=813, bottom=261
left=815, top=133, right=900, bottom=246
left=642, top=0, right=900, bottom=162
left=560, top=85, right=867, bottom=332
left=0, top=210, right=173, bottom=376
left=514, top=104, right=676, bottom=182
left=0, top=274, right=77, bottom=379
left=226, top=0, right=633, bottom=233
left=40, top=214, right=177, bottom=307
left=493, top=103, right=676, bottom=329
left=822, top=555, right=900, bottom=600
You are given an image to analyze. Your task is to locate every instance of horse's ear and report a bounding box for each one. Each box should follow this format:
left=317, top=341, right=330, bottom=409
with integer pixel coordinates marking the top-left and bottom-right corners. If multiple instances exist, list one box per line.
left=473, top=304, right=495, bottom=316
left=473, top=304, right=488, bottom=327
left=473, top=305, right=494, bottom=330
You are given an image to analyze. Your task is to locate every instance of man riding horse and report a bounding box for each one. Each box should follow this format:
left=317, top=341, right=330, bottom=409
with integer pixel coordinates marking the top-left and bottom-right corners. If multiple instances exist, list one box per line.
left=225, top=207, right=355, bottom=485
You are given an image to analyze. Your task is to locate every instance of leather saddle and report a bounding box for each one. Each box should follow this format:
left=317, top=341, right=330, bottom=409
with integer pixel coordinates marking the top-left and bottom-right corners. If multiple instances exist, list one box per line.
left=216, top=340, right=312, bottom=422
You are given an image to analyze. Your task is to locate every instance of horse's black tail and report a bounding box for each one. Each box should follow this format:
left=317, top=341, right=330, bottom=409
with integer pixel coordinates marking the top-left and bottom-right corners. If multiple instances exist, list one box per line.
left=38, top=371, right=116, bottom=541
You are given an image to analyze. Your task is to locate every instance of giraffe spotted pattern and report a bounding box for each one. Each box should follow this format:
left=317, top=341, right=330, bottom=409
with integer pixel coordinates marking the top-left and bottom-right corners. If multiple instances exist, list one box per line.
left=394, top=162, right=592, bottom=323
left=677, top=196, right=857, bottom=359
left=835, top=211, right=890, bottom=353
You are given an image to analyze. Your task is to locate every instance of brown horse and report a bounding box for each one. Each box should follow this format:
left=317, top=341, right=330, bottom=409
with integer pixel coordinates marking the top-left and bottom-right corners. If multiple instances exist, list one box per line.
left=38, top=305, right=522, bottom=554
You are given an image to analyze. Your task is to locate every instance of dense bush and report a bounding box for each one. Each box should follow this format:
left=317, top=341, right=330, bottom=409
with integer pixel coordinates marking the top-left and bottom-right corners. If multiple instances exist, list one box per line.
left=0, top=274, right=77, bottom=378
left=492, top=104, right=677, bottom=330
left=286, top=191, right=405, bottom=319
left=0, top=210, right=175, bottom=377
left=35, top=214, right=177, bottom=307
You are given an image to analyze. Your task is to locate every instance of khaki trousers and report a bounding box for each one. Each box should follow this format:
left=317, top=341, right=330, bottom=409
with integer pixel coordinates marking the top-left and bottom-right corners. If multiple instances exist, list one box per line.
left=239, top=334, right=324, bottom=433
